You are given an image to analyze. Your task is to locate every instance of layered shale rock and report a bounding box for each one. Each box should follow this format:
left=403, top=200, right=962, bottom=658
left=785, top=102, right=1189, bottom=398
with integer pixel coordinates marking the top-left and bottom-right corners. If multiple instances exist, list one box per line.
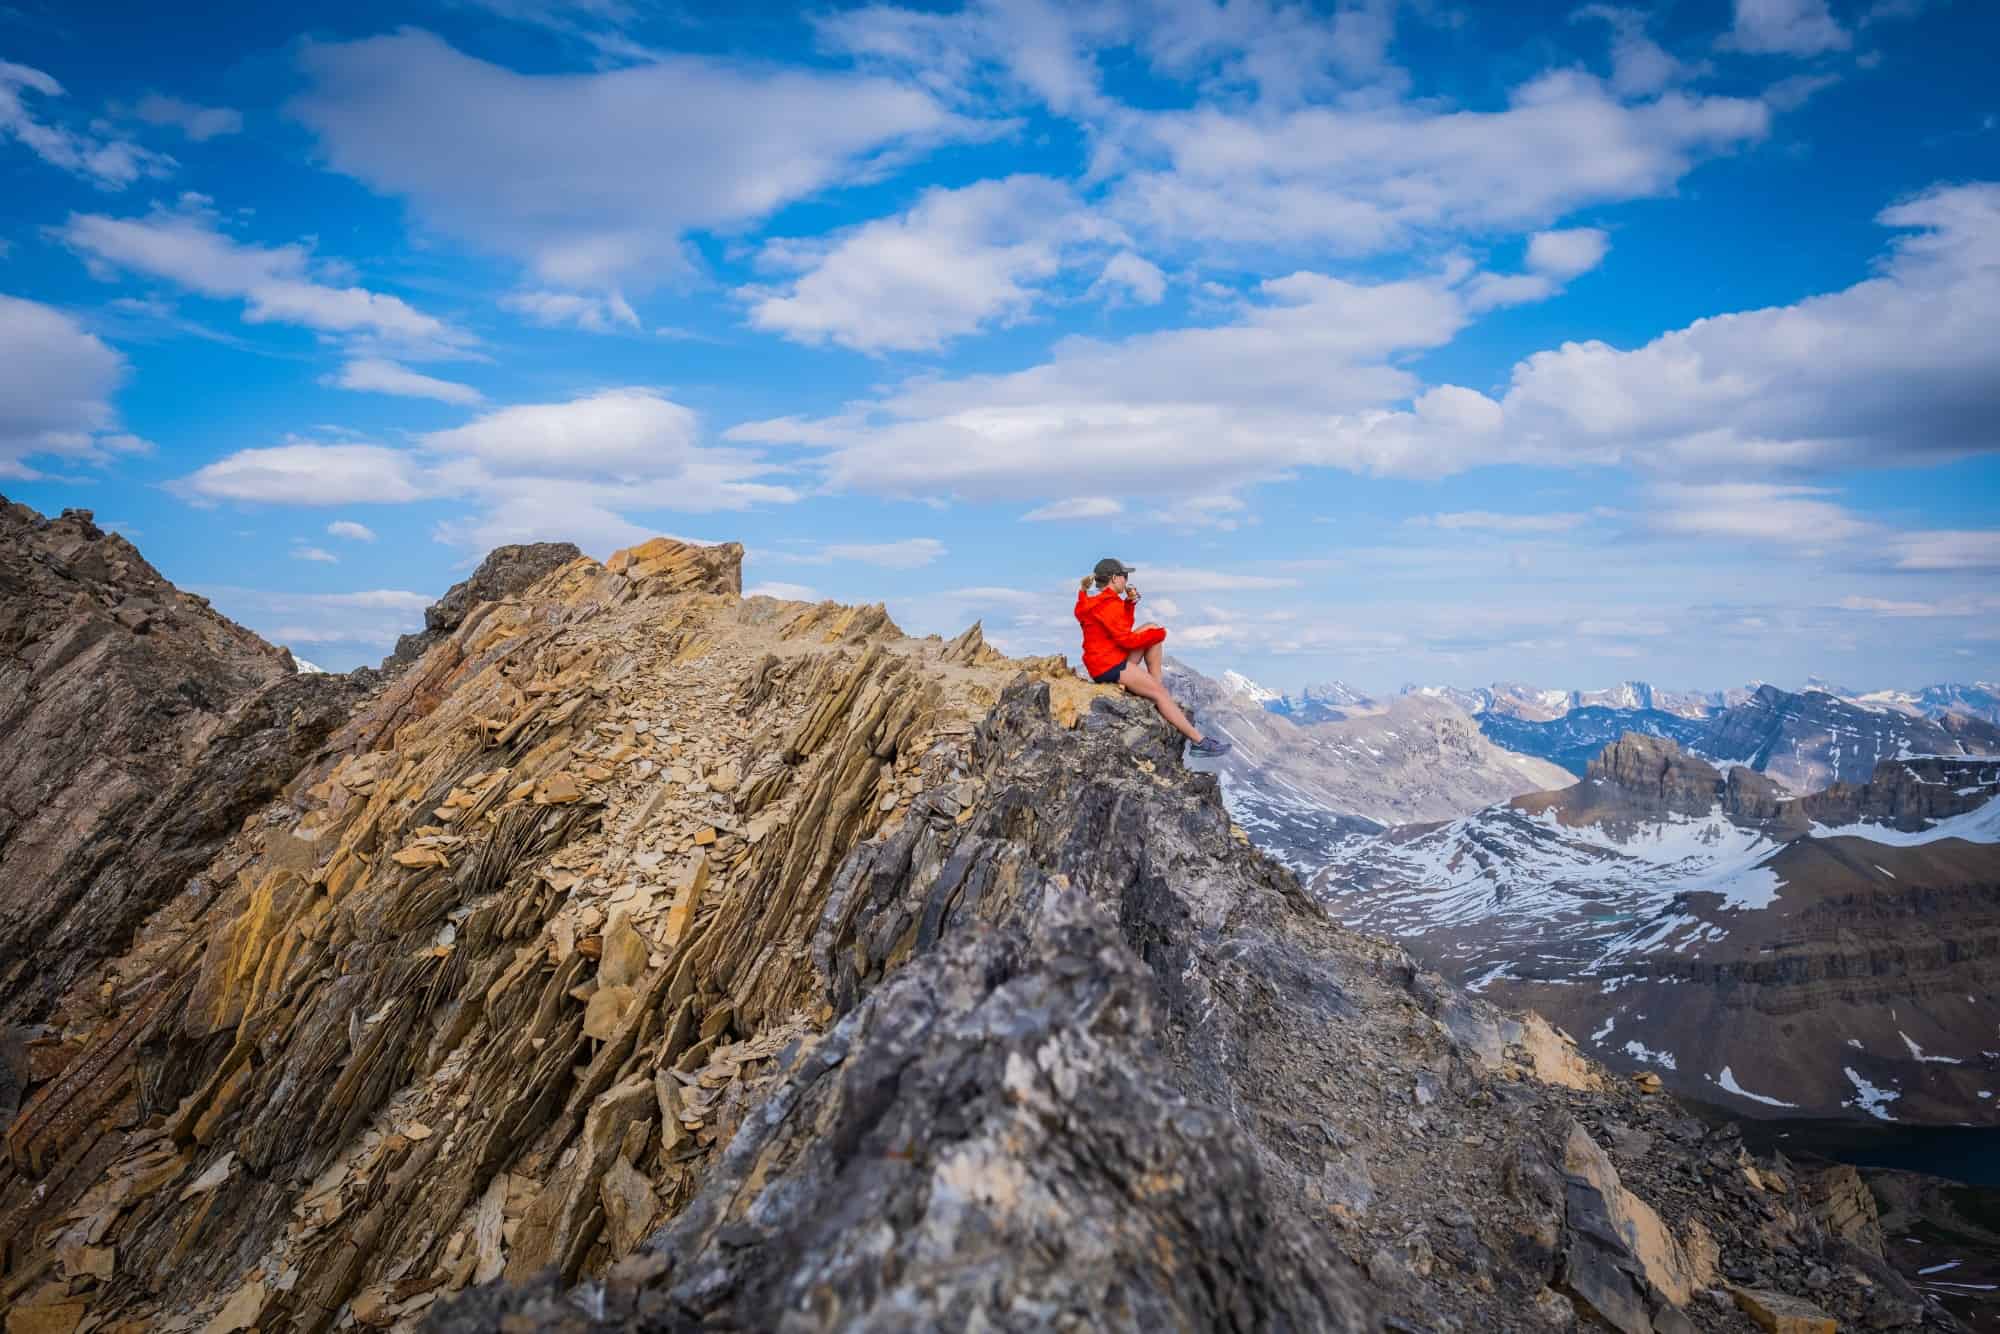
left=0, top=498, right=369, bottom=1029
left=2, top=534, right=1954, bottom=1332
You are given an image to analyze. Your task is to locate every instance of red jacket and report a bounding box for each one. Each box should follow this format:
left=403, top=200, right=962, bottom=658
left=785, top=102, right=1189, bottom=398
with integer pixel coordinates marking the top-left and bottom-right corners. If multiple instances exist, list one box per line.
left=1075, top=586, right=1165, bottom=677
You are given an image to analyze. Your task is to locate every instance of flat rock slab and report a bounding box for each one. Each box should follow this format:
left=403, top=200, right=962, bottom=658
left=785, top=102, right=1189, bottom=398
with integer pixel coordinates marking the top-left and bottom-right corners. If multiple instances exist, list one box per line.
left=1732, top=1285, right=1838, bottom=1334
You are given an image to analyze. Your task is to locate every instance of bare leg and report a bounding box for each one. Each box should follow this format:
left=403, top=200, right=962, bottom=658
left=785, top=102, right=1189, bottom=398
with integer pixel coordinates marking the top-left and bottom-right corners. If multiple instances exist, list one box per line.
left=1117, top=666, right=1203, bottom=742
left=1142, top=641, right=1163, bottom=680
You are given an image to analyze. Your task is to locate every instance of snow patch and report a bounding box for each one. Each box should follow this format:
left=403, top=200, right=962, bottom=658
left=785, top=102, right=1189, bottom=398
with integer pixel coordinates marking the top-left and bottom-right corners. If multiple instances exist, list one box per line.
left=1810, top=795, right=2000, bottom=847
left=292, top=655, right=328, bottom=674
left=1623, top=1040, right=1677, bottom=1070
left=1900, top=1032, right=1964, bottom=1065
left=1843, top=1067, right=1900, bottom=1121
left=1590, top=1016, right=1616, bottom=1043
left=1716, top=1066, right=1800, bottom=1109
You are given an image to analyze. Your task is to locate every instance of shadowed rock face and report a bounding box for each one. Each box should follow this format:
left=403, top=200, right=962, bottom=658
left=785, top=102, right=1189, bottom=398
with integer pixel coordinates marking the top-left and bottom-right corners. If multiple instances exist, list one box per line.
left=380, top=542, right=585, bottom=675
left=0, top=498, right=331, bottom=1025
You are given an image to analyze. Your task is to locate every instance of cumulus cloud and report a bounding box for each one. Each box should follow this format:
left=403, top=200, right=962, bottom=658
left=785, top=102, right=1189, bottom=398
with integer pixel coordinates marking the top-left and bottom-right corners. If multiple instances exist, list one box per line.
left=1098, top=70, right=1767, bottom=257
left=1886, top=530, right=2000, bottom=572
left=61, top=209, right=465, bottom=346
left=730, top=264, right=1489, bottom=498
left=742, top=176, right=1109, bottom=352
left=1091, top=250, right=1168, bottom=305
left=132, top=94, right=243, bottom=141
left=291, top=29, right=982, bottom=289
left=1, top=60, right=175, bottom=189
left=197, top=584, right=432, bottom=658
left=331, top=358, right=482, bottom=405
left=0, top=293, right=133, bottom=479
left=291, top=544, right=339, bottom=563
left=1721, top=0, right=1850, bottom=55
left=172, top=389, right=799, bottom=557
left=1644, top=482, right=1879, bottom=546
left=501, top=289, right=639, bottom=333
left=175, top=443, right=437, bottom=505
left=327, top=519, right=377, bottom=541
left=1526, top=227, right=1612, bottom=280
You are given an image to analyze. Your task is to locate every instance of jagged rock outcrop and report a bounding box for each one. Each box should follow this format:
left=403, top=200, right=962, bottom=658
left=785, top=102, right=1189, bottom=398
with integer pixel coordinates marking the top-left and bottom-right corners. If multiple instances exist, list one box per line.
left=1481, top=705, right=1712, bottom=778
left=0, top=535, right=1971, bottom=1333
left=380, top=541, right=583, bottom=675
left=0, top=498, right=366, bottom=1028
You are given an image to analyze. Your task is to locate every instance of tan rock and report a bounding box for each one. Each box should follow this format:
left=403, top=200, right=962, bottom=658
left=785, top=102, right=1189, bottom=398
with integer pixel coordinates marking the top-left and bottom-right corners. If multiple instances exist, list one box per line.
left=199, top=1278, right=266, bottom=1334
left=5, top=1304, right=86, bottom=1334
left=1731, top=1286, right=1837, bottom=1334
left=1564, top=1125, right=1715, bottom=1306
left=693, top=826, right=717, bottom=846
left=584, top=984, right=636, bottom=1040
left=1516, top=1013, right=1606, bottom=1091
left=1633, top=1072, right=1663, bottom=1093
left=600, top=1155, right=660, bottom=1258
left=663, top=854, right=710, bottom=947
left=534, top=772, right=583, bottom=805
left=600, top=913, right=649, bottom=988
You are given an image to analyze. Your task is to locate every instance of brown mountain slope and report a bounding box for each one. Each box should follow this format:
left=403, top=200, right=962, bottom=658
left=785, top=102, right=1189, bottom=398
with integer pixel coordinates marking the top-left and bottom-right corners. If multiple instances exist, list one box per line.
left=0, top=540, right=1963, bottom=1333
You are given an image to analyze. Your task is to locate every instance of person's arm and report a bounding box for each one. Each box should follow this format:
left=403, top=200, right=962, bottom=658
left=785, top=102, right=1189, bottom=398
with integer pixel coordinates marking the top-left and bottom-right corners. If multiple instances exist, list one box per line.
left=1088, top=599, right=1166, bottom=651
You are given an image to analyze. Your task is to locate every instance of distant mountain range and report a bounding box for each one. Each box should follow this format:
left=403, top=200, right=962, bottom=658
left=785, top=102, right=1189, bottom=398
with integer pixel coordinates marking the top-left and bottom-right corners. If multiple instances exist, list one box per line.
left=1165, top=661, right=1572, bottom=874
left=1240, top=674, right=2000, bottom=790
left=1311, top=736, right=2000, bottom=1124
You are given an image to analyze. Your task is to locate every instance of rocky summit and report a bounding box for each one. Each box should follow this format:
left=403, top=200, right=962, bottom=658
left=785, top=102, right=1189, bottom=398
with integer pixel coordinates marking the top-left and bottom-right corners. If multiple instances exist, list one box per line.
left=0, top=520, right=1974, bottom=1333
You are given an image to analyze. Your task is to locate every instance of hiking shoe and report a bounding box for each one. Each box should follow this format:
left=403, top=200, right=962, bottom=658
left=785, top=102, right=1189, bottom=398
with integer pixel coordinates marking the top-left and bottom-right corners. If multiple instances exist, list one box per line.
left=1187, top=735, right=1231, bottom=758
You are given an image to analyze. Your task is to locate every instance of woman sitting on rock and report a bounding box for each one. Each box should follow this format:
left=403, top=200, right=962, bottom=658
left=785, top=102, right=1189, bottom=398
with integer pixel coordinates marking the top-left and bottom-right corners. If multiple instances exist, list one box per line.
left=1076, top=558, right=1231, bottom=757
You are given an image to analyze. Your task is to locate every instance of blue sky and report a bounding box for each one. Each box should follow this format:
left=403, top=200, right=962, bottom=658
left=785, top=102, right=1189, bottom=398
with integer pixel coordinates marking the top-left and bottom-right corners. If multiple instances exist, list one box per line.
left=3, top=0, right=1996, bottom=692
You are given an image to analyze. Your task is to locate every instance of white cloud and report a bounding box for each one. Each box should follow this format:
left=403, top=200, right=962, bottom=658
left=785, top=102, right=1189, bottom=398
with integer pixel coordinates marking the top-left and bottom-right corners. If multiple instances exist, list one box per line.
left=175, top=443, right=436, bottom=505
left=1138, top=565, right=1300, bottom=594
left=1833, top=595, right=1943, bottom=616
left=730, top=265, right=1486, bottom=498
left=1023, top=497, right=1124, bottom=521
left=61, top=210, right=465, bottom=346
left=291, top=544, right=339, bottom=563
left=1526, top=227, right=1611, bottom=280
left=1722, top=0, right=1850, bottom=55
left=1573, top=6, right=1710, bottom=98
left=744, top=581, right=820, bottom=600
left=501, top=289, right=639, bottom=333
left=1099, top=70, right=1768, bottom=256
left=742, top=176, right=1104, bottom=352
left=1644, top=482, right=1878, bottom=546
left=0, top=292, right=128, bottom=479
left=327, top=519, right=377, bottom=542
left=1419, top=511, right=1588, bottom=533
left=1886, top=530, right=2000, bottom=573
left=1, top=60, right=175, bottom=189
left=132, top=94, right=243, bottom=141
left=331, top=358, right=482, bottom=405
left=422, top=388, right=699, bottom=477
left=1091, top=250, right=1168, bottom=305
left=174, top=390, right=799, bottom=555
left=1152, top=494, right=1247, bottom=530
left=292, top=29, right=982, bottom=289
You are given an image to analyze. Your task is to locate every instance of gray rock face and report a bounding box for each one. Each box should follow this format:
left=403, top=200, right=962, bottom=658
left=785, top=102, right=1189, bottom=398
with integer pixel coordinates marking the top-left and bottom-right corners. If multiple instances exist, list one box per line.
left=379, top=541, right=583, bottom=674
left=1697, top=684, right=1996, bottom=791
left=0, top=497, right=318, bottom=1023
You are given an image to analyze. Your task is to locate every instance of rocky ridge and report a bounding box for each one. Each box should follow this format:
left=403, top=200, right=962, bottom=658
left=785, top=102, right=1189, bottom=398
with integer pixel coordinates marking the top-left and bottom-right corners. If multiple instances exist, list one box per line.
left=0, top=531, right=1969, bottom=1333
left=0, top=498, right=369, bottom=1033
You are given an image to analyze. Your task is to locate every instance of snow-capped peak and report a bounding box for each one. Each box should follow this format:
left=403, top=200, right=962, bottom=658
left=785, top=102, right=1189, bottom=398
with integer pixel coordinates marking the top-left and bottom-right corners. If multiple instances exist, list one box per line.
left=1219, top=669, right=1282, bottom=704
left=292, top=654, right=328, bottom=674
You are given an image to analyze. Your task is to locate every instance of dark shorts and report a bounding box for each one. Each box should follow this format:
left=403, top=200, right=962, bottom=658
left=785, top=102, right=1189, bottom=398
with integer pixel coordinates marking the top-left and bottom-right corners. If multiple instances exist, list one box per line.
left=1090, top=661, right=1127, bottom=685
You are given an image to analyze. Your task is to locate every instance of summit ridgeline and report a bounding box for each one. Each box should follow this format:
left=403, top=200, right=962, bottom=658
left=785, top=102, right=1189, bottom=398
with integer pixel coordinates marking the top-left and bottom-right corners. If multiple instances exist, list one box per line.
left=0, top=508, right=1960, bottom=1332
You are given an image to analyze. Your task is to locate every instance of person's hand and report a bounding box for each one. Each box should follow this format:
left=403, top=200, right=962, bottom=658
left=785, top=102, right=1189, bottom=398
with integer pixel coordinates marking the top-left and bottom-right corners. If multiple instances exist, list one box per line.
left=1127, top=586, right=1141, bottom=604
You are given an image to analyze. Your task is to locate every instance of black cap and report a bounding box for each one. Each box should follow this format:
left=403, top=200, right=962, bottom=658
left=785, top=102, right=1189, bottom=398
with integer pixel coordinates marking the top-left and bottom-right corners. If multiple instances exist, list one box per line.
left=1092, top=557, right=1134, bottom=581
